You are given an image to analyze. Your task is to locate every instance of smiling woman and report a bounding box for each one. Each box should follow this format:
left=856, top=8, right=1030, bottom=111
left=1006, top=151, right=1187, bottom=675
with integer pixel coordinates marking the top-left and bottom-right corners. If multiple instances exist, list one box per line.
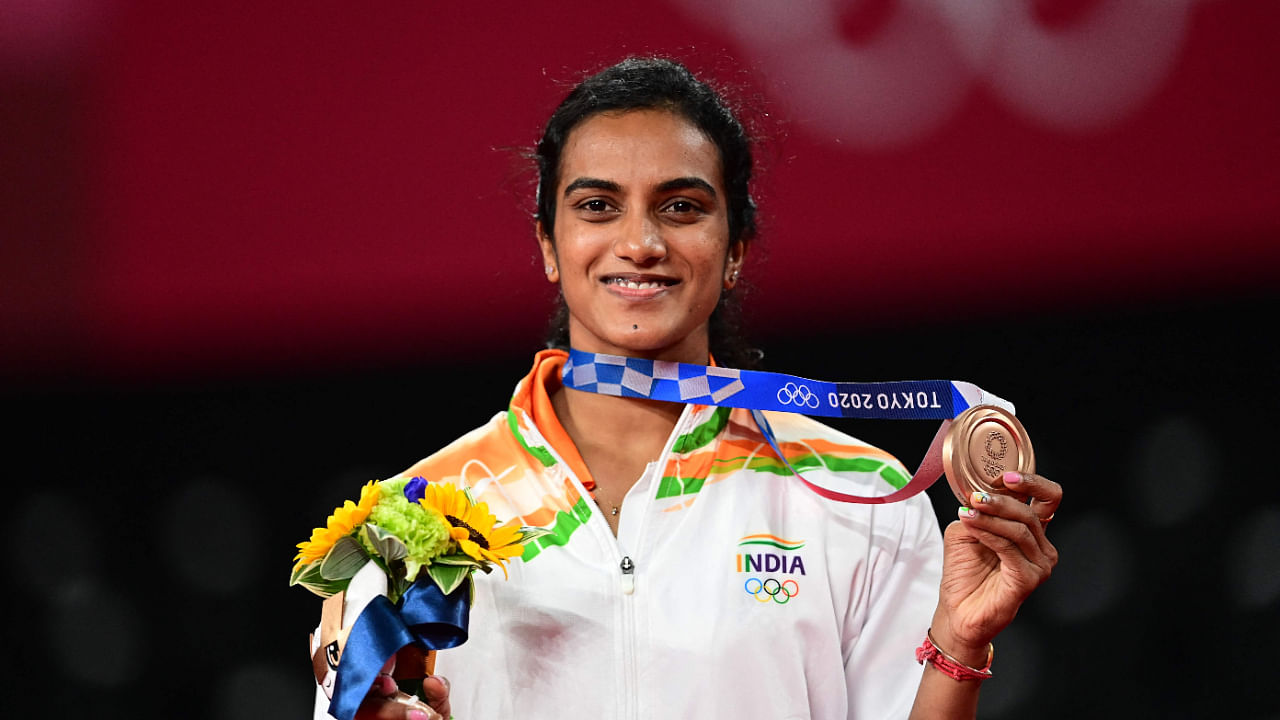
left=316, top=56, right=1061, bottom=720
left=535, top=57, right=759, bottom=371
left=537, top=109, right=744, bottom=366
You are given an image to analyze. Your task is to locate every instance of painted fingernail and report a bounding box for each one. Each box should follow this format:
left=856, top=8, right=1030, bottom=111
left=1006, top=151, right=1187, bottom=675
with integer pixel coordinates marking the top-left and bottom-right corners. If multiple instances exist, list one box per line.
left=408, top=711, right=429, bottom=720
left=972, top=491, right=992, bottom=505
left=958, top=506, right=977, bottom=518
left=1003, top=471, right=1024, bottom=485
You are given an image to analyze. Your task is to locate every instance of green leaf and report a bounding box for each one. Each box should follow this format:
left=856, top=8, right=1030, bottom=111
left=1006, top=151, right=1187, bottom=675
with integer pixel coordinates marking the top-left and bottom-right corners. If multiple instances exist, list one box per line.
left=432, top=553, right=482, bottom=568
left=320, top=535, right=369, bottom=581
left=290, top=562, right=348, bottom=598
left=289, top=561, right=318, bottom=587
left=425, top=563, right=471, bottom=596
left=363, top=524, right=408, bottom=564
left=517, top=527, right=552, bottom=543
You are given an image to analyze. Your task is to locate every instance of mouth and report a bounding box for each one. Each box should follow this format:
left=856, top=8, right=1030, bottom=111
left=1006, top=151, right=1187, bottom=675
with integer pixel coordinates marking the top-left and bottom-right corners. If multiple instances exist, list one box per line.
left=601, top=274, right=679, bottom=290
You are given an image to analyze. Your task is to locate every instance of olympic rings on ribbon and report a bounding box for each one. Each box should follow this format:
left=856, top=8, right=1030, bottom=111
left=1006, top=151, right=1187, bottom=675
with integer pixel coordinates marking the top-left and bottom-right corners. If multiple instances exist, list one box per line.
left=776, top=382, right=820, bottom=409
left=743, top=577, right=800, bottom=604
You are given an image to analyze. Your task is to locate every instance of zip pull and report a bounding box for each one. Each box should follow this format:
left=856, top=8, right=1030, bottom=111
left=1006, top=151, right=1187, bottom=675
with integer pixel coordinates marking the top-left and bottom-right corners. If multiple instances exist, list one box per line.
left=620, top=556, right=635, bottom=595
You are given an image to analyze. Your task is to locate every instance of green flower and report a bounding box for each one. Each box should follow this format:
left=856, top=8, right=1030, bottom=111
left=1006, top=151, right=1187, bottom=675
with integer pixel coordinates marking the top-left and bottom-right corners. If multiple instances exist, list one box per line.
left=366, top=478, right=452, bottom=582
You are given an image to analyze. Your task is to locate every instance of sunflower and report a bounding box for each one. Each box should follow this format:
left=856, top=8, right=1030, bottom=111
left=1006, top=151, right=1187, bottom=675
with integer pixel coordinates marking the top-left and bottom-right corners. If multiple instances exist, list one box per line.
left=293, top=480, right=380, bottom=569
left=418, top=482, right=526, bottom=578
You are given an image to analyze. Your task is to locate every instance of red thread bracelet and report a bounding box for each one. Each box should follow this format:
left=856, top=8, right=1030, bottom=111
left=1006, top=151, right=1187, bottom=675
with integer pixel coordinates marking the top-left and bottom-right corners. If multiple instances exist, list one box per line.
left=915, top=630, right=993, bottom=681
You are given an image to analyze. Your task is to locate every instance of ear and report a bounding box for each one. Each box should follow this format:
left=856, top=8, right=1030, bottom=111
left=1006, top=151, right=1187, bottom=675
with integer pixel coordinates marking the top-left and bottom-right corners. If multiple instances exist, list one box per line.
left=723, top=240, right=746, bottom=289
left=537, top=221, right=559, bottom=283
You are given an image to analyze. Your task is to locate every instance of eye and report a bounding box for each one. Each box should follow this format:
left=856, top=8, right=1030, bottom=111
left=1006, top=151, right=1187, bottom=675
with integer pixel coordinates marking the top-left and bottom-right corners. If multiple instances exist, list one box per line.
left=573, top=196, right=616, bottom=215
left=661, top=198, right=704, bottom=220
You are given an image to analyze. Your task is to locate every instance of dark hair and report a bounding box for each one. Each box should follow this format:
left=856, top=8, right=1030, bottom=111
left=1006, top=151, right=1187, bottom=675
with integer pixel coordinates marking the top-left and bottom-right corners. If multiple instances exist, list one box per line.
left=536, top=56, right=761, bottom=368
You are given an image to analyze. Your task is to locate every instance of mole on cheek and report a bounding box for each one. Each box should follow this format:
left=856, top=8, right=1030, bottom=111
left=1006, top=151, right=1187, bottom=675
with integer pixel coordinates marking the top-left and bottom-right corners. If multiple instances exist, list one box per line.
left=632, top=324, right=638, bottom=330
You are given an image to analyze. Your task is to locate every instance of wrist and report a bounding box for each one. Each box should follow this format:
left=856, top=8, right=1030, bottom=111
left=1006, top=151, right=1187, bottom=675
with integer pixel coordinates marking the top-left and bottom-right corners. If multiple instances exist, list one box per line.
left=927, top=614, right=993, bottom=669
left=916, top=629, right=993, bottom=683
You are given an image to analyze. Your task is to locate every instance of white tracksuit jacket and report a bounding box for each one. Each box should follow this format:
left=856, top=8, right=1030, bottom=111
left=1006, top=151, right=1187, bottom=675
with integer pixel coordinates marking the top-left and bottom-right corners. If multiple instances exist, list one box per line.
left=316, top=350, right=943, bottom=719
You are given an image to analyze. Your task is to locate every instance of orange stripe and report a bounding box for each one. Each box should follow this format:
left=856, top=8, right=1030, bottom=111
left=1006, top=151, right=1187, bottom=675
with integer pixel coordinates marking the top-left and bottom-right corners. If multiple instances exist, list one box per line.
left=518, top=349, right=597, bottom=492
left=739, top=533, right=803, bottom=544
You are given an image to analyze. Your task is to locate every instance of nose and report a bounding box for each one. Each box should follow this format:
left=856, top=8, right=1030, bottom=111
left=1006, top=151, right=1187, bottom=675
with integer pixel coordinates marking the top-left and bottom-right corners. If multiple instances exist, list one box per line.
left=613, top=212, right=667, bottom=265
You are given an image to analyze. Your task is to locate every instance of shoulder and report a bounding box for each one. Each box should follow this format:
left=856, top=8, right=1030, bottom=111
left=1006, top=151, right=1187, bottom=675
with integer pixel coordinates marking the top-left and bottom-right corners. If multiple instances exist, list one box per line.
left=394, top=411, right=528, bottom=484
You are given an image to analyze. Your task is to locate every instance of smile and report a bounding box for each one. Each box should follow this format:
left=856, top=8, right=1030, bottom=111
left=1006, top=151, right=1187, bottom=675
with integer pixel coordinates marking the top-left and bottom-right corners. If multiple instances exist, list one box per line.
left=603, top=275, right=678, bottom=290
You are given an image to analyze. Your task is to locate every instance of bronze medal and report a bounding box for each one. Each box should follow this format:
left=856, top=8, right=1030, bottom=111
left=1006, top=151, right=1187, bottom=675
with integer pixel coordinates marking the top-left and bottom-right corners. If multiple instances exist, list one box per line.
left=941, top=405, right=1035, bottom=504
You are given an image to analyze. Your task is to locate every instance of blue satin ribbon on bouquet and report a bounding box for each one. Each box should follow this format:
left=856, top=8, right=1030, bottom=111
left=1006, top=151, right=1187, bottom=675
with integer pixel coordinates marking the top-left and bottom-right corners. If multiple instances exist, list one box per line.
left=328, top=579, right=470, bottom=720
left=562, top=349, right=1018, bottom=505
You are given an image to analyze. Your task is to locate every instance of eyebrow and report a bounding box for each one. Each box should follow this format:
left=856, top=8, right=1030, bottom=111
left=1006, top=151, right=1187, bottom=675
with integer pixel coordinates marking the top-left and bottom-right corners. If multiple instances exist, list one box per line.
left=562, top=176, right=718, bottom=197
left=656, top=177, right=718, bottom=197
left=563, top=177, right=621, bottom=196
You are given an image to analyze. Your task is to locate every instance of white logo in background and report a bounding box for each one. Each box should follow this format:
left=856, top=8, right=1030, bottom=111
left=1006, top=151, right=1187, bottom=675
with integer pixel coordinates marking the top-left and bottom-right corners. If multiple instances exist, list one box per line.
left=670, top=0, right=1200, bottom=148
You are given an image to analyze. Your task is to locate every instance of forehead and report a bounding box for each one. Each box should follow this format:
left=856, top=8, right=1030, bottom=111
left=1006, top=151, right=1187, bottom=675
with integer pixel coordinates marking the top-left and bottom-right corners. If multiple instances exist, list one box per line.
left=558, top=109, right=724, bottom=191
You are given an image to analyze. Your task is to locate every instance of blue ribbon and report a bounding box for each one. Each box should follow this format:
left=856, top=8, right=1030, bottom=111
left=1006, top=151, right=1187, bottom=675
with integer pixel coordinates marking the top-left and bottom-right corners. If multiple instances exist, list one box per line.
left=563, top=348, right=996, bottom=420
left=328, top=579, right=470, bottom=720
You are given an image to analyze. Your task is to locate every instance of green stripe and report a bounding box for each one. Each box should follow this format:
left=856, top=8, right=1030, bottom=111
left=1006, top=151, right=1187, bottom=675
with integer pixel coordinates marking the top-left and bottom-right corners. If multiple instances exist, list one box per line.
left=506, top=409, right=557, bottom=467
left=520, top=496, right=592, bottom=562
left=655, top=473, right=706, bottom=499
left=738, top=539, right=805, bottom=550
left=655, top=452, right=908, bottom=497
left=670, top=407, right=731, bottom=454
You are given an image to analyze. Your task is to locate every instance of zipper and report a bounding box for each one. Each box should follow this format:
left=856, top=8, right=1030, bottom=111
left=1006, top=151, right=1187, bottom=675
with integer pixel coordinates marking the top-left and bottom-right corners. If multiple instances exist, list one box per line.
left=620, top=555, right=635, bottom=594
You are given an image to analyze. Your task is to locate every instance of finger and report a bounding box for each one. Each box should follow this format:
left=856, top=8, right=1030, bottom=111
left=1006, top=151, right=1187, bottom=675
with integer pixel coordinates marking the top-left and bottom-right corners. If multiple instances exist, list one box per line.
left=959, top=498, right=1056, bottom=575
left=374, top=673, right=399, bottom=697
left=422, top=675, right=451, bottom=718
left=1001, top=471, right=1062, bottom=522
left=954, top=514, right=1055, bottom=596
left=355, top=692, right=442, bottom=720
left=968, top=489, right=1055, bottom=558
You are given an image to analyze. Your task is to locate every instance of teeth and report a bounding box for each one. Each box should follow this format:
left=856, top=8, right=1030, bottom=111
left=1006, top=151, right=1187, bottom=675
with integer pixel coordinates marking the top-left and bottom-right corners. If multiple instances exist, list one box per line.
left=611, top=278, right=663, bottom=289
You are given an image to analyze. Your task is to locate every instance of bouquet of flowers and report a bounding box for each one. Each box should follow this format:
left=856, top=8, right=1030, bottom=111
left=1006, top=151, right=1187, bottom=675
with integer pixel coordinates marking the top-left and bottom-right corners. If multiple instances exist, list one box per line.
left=291, top=476, right=545, bottom=720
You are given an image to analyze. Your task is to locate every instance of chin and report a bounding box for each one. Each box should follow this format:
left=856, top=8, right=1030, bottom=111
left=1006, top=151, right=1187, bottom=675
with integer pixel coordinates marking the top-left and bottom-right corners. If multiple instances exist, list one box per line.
left=607, top=329, right=704, bottom=359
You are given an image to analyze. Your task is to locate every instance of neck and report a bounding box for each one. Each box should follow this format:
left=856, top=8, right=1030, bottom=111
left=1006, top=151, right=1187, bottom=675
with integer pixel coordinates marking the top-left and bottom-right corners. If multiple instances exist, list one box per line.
left=551, top=383, right=684, bottom=462
left=549, top=368, right=685, bottom=515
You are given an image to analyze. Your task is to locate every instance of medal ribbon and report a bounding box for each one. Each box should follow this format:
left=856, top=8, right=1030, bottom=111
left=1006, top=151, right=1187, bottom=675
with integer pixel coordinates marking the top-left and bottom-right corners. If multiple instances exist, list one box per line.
left=562, top=349, right=1016, bottom=504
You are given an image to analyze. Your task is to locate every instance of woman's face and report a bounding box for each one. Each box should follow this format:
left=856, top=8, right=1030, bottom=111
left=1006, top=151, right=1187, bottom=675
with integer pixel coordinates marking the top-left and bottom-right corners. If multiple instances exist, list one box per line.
left=539, top=109, right=745, bottom=364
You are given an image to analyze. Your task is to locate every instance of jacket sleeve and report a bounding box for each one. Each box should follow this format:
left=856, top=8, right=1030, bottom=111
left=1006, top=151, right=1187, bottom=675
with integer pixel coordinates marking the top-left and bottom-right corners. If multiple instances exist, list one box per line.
left=842, top=494, right=944, bottom=719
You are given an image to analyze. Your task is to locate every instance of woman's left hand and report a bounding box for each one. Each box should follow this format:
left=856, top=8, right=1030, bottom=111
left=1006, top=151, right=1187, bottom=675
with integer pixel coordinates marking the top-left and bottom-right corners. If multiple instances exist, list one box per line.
left=929, top=470, right=1062, bottom=664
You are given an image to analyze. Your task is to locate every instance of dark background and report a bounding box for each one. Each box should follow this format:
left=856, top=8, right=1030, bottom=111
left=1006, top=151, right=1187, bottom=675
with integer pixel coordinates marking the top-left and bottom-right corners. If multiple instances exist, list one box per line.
left=4, top=1, right=1278, bottom=717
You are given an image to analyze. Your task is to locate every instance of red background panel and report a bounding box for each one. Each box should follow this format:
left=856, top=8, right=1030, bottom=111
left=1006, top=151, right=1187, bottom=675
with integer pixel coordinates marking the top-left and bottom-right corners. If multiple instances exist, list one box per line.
left=3, top=0, right=1277, bottom=379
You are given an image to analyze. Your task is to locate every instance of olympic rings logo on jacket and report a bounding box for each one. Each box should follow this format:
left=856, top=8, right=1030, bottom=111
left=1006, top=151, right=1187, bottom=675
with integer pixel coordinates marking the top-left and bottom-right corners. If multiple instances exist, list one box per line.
left=744, top=577, right=800, bottom=605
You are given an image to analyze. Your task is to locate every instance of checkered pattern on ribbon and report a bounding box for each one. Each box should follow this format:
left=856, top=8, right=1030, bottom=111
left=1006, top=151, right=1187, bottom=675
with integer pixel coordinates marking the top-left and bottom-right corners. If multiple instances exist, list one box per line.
left=563, top=351, right=745, bottom=404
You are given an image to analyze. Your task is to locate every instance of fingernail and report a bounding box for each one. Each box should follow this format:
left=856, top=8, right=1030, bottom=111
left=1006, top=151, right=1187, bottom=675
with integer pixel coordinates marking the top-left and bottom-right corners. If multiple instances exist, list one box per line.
left=408, top=711, right=429, bottom=720
left=1002, top=471, right=1023, bottom=485
left=958, top=506, right=977, bottom=518
left=971, top=491, right=992, bottom=505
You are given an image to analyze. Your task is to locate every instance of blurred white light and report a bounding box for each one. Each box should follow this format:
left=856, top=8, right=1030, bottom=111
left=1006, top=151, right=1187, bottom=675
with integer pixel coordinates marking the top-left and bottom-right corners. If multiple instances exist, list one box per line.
left=215, top=662, right=312, bottom=720
left=1039, top=511, right=1132, bottom=622
left=50, top=579, right=142, bottom=687
left=1129, top=415, right=1216, bottom=528
left=161, top=478, right=260, bottom=594
left=1227, top=505, right=1280, bottom=609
